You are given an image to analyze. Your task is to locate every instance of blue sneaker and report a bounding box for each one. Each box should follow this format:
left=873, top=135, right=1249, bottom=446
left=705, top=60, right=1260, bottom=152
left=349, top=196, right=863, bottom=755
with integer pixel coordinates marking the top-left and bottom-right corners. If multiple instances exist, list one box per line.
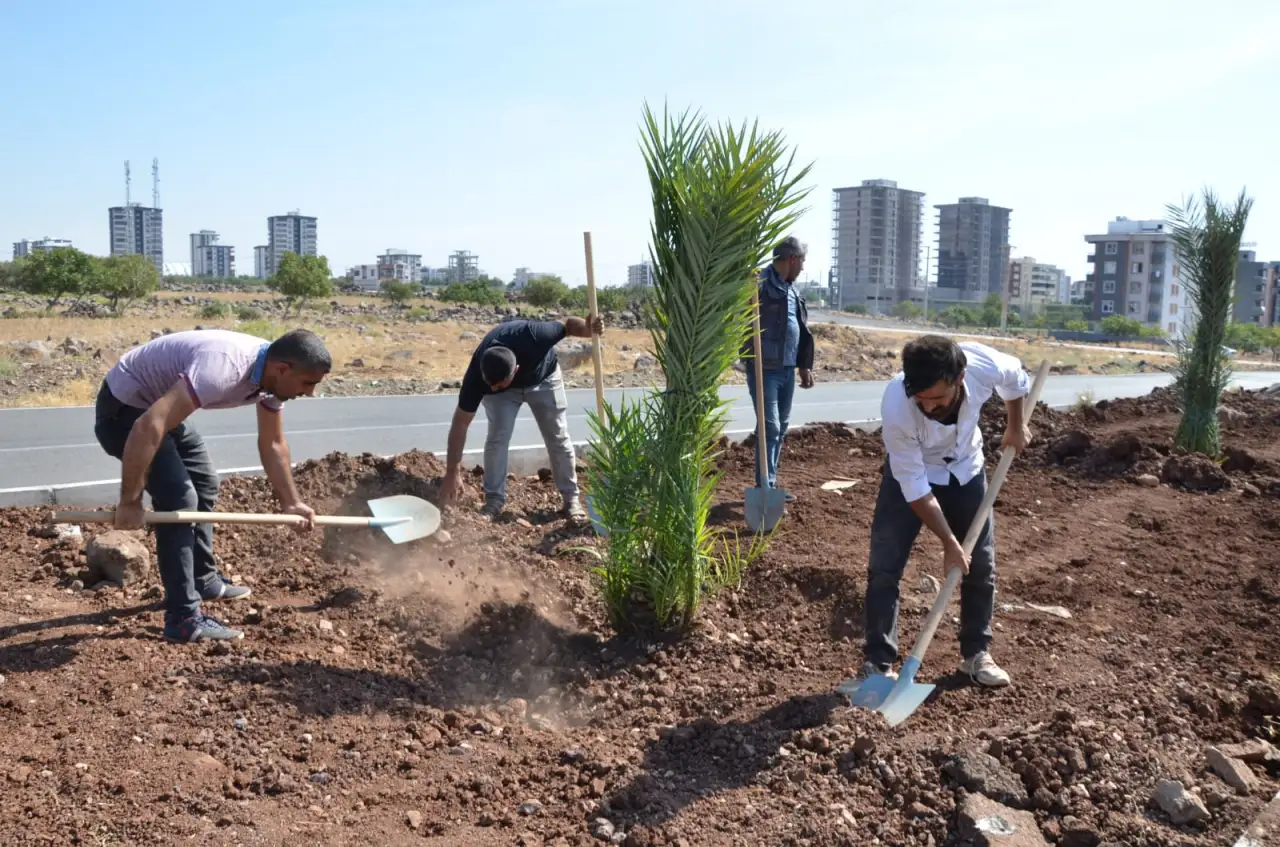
left=163, top=614, right=245, bottom=643
left=201, top=577, right=252, bottom=602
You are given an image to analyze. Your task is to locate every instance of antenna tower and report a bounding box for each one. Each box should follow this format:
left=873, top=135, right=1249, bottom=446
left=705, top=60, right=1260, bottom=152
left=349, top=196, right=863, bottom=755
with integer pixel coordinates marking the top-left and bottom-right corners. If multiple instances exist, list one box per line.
left=124, top=160, right=131, bottom=206
left=152, top=158, right=160, bottom=209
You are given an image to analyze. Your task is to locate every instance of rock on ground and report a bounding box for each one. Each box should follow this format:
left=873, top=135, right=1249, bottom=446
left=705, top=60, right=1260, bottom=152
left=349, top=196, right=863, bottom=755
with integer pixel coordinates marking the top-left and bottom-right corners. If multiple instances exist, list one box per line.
left=944, top=752, right=1029, bottom=806
left=1207, top=746, right=1259, bottom=795
left=1152, top=779, right=1210, bottom=825
left=958, top=793, right=1048, bottom=846
left=85, top=530, right=151, bottom=585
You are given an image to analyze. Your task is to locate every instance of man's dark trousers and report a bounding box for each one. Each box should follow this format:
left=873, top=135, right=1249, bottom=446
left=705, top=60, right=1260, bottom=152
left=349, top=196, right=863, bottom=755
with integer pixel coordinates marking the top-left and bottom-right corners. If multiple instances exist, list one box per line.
left=864, top=457, right=997, bottom=668
left=92, top=380, right=221, bottom=623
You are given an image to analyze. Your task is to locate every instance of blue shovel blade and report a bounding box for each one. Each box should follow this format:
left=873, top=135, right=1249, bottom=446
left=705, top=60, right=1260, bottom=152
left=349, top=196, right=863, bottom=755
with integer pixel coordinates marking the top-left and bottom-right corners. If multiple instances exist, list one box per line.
left=877, top=681, right=937, bottom=727
left=585, top=492, right=609, bottom=536
left=837, top=672, right=897, bottom=709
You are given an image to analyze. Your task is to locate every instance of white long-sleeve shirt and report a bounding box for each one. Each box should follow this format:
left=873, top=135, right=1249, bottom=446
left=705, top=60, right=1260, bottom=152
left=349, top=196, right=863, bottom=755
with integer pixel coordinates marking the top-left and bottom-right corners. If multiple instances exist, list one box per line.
left=880, top=341, right=1031, bottom=503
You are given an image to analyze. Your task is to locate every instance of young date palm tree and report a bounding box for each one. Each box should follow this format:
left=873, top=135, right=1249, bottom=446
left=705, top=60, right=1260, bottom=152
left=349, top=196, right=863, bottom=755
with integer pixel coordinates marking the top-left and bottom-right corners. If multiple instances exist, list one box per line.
left=1166, top=187, right=1254, bottom=456
left=583, top=103, right=811, bottom=633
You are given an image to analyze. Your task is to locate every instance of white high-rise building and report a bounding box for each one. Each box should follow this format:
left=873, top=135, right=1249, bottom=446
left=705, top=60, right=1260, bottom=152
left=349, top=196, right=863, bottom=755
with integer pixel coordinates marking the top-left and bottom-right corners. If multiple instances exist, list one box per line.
left=627, top=260, right=656, bottom=288
left=377, top=248, right=422, bottom=284
left=830, top=180, right=925, bottom=314
left=190, top=230, right=235, bottom=278
left=266, top=211, right=317, bottom=277
left=1006, top=257, right=1065, bottom=315
left=254, top=246, right=269, bottom=280
left=13, top=238, right=73, bottom=259
left=109, top=205, right=164, bottom=272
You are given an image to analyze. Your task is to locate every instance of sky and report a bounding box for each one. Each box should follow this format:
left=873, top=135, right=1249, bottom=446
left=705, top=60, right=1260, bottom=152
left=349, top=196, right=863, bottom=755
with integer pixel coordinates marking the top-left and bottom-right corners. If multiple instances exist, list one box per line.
left=2, top=0, right=1277, bottom=289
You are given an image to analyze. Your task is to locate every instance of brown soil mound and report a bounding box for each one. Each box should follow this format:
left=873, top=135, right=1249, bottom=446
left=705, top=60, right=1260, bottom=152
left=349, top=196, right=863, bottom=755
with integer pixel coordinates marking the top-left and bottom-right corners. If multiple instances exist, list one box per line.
left=0, top=386, right=1278, bottom=845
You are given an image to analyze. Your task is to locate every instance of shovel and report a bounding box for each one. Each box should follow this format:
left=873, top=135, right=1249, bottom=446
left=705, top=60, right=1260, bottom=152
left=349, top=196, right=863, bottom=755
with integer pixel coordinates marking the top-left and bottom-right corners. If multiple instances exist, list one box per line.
left=51, top=494, right=442, bottom=545
left=581, top=231, right=610, bottom=536
left=837, top=358, right=1051, bottom=726
left=744, top=287, right=787, bottom=532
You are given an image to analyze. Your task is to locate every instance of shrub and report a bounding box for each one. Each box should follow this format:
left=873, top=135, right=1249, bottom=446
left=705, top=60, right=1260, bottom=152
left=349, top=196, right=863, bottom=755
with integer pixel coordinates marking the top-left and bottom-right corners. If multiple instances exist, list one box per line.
left=523, top=275, right=569, bottom=308
left=235, top=305, right=264, bottom=321
left=200, top=302, right=231, bottom=319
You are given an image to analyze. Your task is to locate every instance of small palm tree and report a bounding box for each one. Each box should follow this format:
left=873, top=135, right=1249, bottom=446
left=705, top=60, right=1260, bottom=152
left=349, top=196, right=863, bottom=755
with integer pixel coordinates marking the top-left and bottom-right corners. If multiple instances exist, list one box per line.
left=584, top=103, right=811, bottom=633
left=1166, top=187, right=1253, bottom=456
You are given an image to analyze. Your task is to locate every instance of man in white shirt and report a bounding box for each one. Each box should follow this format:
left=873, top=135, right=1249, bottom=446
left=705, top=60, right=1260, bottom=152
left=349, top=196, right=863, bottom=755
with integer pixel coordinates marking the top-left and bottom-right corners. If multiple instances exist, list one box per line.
left=861, top=335, right=1032, bottom=688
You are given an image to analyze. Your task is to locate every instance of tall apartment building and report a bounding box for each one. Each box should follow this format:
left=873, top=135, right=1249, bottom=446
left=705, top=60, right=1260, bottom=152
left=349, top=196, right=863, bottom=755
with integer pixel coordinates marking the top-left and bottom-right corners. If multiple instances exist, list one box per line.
left=190, top=230, right=235, bottom=278
left=377, top=249, right=422, bottom=284
left=627, top=259, right=656, bottom=288
left=830, top=180, right=924, bottom=313
left=422, top=267, right=449, bottom=285
left=1084, top=217, right=1187, bottom=337
left=12, top=238, right=73, bottom=259
left=108, top=204, right=164, bottom=272
left=1267, top=263, right=1280, bottom=327
left=446, top=250, right=480, bottom=284
left=1006, top=257, right=1065, bottom=315
left=512, top=267, right=556, bottom=290
left=1232, top=250, right=1275, bottom=326
left=347, top=264, right=381, bottom=291
left=265, top=211, right=318, bottom=278
left=254, top=246, right=269, bottom=279
left=934, top=197, right=1011, bottom=303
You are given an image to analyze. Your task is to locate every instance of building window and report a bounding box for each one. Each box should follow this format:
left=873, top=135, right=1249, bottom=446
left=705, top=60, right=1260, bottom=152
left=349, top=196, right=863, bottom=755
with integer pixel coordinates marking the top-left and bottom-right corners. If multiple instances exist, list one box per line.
left=1170, top=303, right=1178, bottom=315
left=1128, top=301, right=1141, bottom=315
left=1131, top=262, right=1144, bottom=274
left=1171, top=284, right=1179, bottom=297
left=1103, top=261, right=1117, bottom=275
left=1105, top=242, right=1118, bottom=255
left=1103, top=281, right=1116, bottom=293
left=1169, top=321, right=1177, bottom=334
left=1131, top=242, right=1146, bottom=255
left=1129, top=281, right=1143, bottom=294
left=1102, top=300, right=1115, bottom=314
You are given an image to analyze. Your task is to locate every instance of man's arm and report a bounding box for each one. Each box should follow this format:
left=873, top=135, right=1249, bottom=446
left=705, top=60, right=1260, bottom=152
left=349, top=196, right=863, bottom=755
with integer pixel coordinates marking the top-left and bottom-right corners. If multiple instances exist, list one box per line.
left=561, top=315, right=603, bottom=339
left=256, top=403, right=302, bottom=509
left=120, top=379, right=198, bottom=506
left=444, top=406, right=475, bottom=475
left=985, top=347, right=1034, bottom=451
left=882, top=403, right=970, bottom=571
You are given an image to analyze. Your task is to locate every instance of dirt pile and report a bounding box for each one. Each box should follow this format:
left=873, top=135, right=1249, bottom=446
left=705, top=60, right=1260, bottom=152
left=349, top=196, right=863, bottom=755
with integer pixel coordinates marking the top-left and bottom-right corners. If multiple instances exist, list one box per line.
left=1, top=385, right=1279, bottom=845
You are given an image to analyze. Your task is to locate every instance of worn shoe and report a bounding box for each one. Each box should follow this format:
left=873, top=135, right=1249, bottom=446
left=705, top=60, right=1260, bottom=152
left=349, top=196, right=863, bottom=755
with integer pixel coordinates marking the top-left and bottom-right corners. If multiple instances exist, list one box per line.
left=480, top=501, right=503, bottom=520
left=960, top=651, right=1011, bottom=688
left=163, top=614, right=245, bottom=643
left=564, top=499, right=588, bottom=523
left=201, top=577, right=252, bottom=602
left=859, top=661, right=898, bottom=681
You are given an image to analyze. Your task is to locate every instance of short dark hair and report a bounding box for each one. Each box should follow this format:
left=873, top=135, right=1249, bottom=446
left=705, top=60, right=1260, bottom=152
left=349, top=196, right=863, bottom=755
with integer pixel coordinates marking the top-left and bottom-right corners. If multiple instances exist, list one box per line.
left=480, top=346, right=517, bottom=385
left=901, top=335, right=966, bottom=396
left=266, top=328, right=331, bottom=372
left=773, top=236, right=806, bottom=260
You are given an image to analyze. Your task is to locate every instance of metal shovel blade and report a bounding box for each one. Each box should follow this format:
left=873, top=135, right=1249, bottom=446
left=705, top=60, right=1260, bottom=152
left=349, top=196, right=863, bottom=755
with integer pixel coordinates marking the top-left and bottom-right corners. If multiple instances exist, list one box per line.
left=585, top=491, right=609, bottom=537
left=366, top=494, right=441, bottom=544
left=744, top=486, right=787, bottom=532
left=838, top=657, right=934, bottom=727
left=836, top=672, right=898, bottom=710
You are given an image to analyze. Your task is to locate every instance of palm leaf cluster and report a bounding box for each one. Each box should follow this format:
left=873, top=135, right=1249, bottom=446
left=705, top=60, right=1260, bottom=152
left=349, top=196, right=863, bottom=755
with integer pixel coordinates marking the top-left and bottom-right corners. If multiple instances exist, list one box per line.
left=583, top=103, right=811, bottom=634
left=1166, top=187, right=1253, bottom=456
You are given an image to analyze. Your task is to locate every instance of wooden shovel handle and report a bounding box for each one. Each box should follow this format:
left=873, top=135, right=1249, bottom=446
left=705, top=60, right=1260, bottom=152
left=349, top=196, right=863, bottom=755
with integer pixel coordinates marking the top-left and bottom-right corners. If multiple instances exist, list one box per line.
left=749, top=287, right=769, bottom=491
left=52, top=510, right=377, bottom=528
left=583, top=232, right=606, bottom=422
left=907, top=358, right=1052, bottom=663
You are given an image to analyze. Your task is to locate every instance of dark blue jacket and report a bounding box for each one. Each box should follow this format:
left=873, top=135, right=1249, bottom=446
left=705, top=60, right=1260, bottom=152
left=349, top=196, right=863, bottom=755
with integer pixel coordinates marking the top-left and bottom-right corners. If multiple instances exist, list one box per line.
left=740, top=265, right=814, bottom=371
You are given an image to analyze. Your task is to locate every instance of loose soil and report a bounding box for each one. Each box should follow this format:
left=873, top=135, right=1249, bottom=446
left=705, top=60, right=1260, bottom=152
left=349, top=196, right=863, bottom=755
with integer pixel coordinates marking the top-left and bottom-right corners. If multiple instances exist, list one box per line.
left=1, top=385, right=1278, bottom=846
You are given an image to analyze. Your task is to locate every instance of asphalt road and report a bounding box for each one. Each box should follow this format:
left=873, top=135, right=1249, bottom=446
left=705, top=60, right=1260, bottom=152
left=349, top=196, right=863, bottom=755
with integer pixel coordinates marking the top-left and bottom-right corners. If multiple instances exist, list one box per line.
left=3, top=370, right=1279, bottom=492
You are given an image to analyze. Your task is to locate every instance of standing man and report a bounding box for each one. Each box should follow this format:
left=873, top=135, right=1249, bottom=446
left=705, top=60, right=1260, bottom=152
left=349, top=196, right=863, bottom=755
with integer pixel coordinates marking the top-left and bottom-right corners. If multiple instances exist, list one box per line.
left=861, top=335, right=1032, bottom=688
left=94, top=328, right=332, bottom=643
left=439, top=315, right=604, bottom=522
left=741, top=236, right=815, bottom=500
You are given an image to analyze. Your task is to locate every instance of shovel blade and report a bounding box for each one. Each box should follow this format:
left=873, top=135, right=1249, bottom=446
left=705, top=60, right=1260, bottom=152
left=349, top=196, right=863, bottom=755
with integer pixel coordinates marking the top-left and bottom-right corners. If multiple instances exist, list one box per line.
left=744, top=487, right=786, bottom=532
left=367, top=495, right=441, bottom=544
left=584, top=491, right=609, bottom=537
left=876, top=681, right=936, bottom=727
left=836, top=672, right=897, bottom=710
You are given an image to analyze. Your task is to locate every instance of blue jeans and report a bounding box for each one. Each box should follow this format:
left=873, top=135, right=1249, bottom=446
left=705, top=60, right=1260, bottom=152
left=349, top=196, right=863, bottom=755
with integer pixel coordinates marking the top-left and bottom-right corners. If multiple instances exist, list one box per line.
left=746, top=366, right=795, bottom=488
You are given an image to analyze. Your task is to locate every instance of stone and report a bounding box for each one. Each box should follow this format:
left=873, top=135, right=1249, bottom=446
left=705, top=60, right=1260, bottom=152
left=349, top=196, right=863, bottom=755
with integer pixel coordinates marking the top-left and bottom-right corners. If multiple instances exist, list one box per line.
left=406, top=810, right=423, bottom=830
left=1206, top=745, right=1258, bottom=795
left=1217, top=739, right=1279, bottom=763
left=590, top=818, right=616, bottom=841
left=958, top=793, right=1048, bottom=846
left=1136, top=474, right=1160, bottom=488
left=1152, top=779, right=1209, bottom=825
left=518, top=800, right=543, bottom=816
left=633, top=354, right=657, bottom=371
left=85, top=531, right=151, bottom=585
left=944, top=752, right=1028, bottom=806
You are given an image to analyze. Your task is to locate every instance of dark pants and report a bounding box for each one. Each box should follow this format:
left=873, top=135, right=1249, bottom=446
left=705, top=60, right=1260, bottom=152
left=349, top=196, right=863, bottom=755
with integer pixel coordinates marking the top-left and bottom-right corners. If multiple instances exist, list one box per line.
left=93, top=380, right=221, bottom=623
left=864, top=457, right=996, bottom=668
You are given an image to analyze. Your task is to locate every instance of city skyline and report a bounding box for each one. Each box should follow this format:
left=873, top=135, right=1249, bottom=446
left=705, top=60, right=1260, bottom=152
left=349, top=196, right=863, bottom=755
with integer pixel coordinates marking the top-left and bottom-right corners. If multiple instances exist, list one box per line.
left=1, top=1, right=1276, bottom=290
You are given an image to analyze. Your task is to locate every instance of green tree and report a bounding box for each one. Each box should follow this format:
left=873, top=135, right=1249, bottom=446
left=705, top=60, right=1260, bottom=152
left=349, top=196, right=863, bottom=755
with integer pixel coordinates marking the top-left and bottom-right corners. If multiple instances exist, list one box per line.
left=1167, top=187, right=1253, bottom=456
left=523, top=275, right=570, bottom=308
left=14, top=247, right=99, bottom=310
left=99, top=254, right=160, bottom=314
left=980, top=293, right=1002, bottom=327
left=0, top=261, right=16, bottom=290
left=596, top=286, right=630, bottom=312
left=1224, top=320, right=1269, bottom=353
left=893, top=300, right=922, bottom=320
left=1064, top=319, right=1090, bottom=332
left=584, top=103, right=810, bottom=634
left=268, top=253, right=333, bottom=314
left=939, top=305, right=976, bottom=328
left=379, top=279, right=417, bottom=302
left=437, top=279, right=506, bottom=307
left=1101, top=314, right=1142, bottom=337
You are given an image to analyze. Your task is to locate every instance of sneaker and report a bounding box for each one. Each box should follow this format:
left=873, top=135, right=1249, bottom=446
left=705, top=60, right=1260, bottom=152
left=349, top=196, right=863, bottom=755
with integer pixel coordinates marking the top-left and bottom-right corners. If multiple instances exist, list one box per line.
left=201, top=577, right=252, bottom=603
left=564, top=499, right=588, bottom=523
left=163, top=614, right=244, bottom=643
left=859, top=660, right=898, bottom=681
left=960, top=651, right=1011, bottom=688
left=480, top=501, right=503, bottom=520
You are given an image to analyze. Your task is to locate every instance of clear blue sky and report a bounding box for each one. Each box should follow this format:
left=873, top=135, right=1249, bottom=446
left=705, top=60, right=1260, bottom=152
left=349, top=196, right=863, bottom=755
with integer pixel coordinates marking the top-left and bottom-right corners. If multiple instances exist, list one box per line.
left=2, top=0, right=1275, bottom=288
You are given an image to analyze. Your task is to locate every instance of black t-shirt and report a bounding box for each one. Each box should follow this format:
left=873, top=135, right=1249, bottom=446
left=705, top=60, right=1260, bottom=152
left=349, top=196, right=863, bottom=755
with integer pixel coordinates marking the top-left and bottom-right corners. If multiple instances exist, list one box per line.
left=457, top=319, right=567, bottom=413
